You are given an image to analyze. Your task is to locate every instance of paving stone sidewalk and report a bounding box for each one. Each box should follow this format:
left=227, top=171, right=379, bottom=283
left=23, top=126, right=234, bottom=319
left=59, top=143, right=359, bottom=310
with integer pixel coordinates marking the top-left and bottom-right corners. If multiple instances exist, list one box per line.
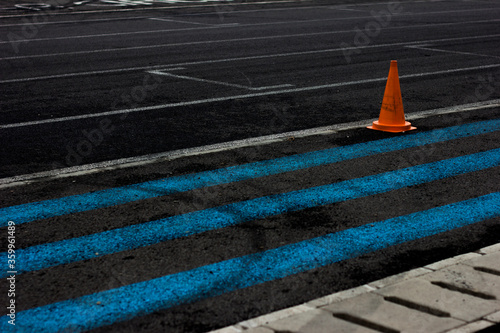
left=210, top=243, right=500, bottom=333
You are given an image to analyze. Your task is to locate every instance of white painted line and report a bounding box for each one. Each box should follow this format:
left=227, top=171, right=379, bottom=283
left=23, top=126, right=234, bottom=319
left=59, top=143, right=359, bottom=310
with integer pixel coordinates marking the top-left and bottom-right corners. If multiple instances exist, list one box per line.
left=147, top=69, right=262, bottom=89
left=0, top=30, right=339, bottom=60
left=0, top=0, right=300, bottom=19
left=0, top=0, right=497, bottom=21
left=177, top=4, right=349, bottom=17
left=406, top=45, right=500, bottom=60
left=183, top=5, right=500, bottom=18
left=156, top=66, right=185, bottom=71
left=1, top=15, right=498, bottom=44
left=1, top=99, right=499, bottom=187
left=0, top=0, right=493, bottom=23
left=181, top=1, right=500, bottom=17
left=0, top=66, right=163, bottom=84
left=0, top=25, right=226, bottom=44
left=251, top=84, right=294, bottom=91
left=0, top=15, right=148, bottom=27
left=148, top=69, right=293, bottom=91
left=148, top=17, right=215, bottom=26
left=328, top=6, right=365, bottom=12
left=3, top=32, right=500, bottom=84
left=2, top=19, right=500, bottom=60
left=3, top=64, right=500, bottom=129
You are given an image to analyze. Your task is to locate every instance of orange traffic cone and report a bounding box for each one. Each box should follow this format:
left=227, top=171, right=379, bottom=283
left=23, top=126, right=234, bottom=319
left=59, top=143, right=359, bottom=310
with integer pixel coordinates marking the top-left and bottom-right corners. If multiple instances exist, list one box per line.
left=368, top=60, right=416, bottom=133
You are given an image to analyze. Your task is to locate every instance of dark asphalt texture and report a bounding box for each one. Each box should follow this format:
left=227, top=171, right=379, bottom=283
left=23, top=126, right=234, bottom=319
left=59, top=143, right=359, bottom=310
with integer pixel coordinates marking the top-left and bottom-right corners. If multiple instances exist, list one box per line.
left=1, top=0, right=500, bottom=177
left=0, top=1, right=500, bottom=332
left=0, top=108, right=499, bottom=332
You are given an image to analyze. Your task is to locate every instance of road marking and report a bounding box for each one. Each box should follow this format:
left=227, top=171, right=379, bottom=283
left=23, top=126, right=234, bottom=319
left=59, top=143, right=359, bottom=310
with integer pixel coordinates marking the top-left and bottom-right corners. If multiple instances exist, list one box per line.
left=2, top=21, right=500, bottom=60
left=1, top=100, right=498, bottom=188
left=4, top=192, right=499, bottom=332
left=0, top=65, right=173, bottom=84
left=0, top=16, right=497, bottom=44
left=0, top=24, right=227, bottom=44
left=2, top=63, right=500, bottom=129
left=3, top=30, right=500, bottom=83
left=0, top=0, right=300, bottom=18
left=177, top=3, right=497, bottom=17
left=148, top=17, right=216, bottom=26
left=147, top=69, right=293, bottom=90
left=328, top=5, right=366, bottom=12
left=3, top=146, right=500, bottom=278
left=3, top=118, right=499, bottom=224
left=0, top=0, right=497, bottom=20
left=406, top=45, right=500, bottom=60
left=0, top=15, right=148, bottom=27
left=0, top=0, right=493, bottom=22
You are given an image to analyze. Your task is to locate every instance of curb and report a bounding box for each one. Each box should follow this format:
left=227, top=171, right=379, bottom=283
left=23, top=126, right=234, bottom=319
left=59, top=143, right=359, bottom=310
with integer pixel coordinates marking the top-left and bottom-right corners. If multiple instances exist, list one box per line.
left=209, top=242, right=500, bottom=333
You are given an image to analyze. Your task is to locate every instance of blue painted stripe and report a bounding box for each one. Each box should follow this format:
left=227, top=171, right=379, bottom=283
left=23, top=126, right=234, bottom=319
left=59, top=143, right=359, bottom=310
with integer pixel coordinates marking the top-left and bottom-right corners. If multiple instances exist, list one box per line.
left=2, top=119, right=500, bottom=227
left=5, top=148, right=500, bottom=278
left=5, top=192, right=499, bottom=333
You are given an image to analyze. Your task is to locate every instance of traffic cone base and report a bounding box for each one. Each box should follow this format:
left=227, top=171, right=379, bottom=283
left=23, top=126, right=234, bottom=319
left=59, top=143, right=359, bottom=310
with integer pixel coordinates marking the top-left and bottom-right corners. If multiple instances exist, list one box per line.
left=368, top=60, right=416, bottom=133
left=368, top=120, right=416, bottom=133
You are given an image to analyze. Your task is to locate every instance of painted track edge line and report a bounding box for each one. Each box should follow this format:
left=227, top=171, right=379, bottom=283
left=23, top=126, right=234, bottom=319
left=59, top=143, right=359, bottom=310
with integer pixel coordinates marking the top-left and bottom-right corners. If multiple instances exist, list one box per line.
left=3, top=193, right=499, bottom=332
left=1, top=99, right=499, bottom=188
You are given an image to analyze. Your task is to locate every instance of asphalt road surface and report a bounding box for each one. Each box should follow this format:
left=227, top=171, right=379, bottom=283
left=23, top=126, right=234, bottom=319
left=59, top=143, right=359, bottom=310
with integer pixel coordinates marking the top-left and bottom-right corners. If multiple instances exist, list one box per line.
left=0, top=0, right=500, bottom=332
left=1, top=0, right=500, bottom=176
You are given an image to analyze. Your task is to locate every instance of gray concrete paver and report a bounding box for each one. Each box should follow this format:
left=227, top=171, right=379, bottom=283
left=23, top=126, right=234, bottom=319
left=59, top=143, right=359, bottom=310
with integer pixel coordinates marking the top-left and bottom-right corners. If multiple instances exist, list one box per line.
left=425, top=253, right=482, bottom=271
left=263, top=308, right=379, bottom=333
left=245, top=327, right=275, bottom=333
left=372, top=278, right=500, bottom=322
left=420, top=264, right=500, bottom=299
left=368, top=267, right=433, bottom=289
left=479, top=243, right=500, bottom=255
left=239, top=304, right=312, bottom=329
left=305, top=285, right=376, bottom=308
left=444, top=320, right=495, bottom=333
left=209, top=245, right=500, bottom=333
left=322, top=292, right=463, bottom=333
left=462, top=251, right=500, bottom=272
left=484, top=310, right=500, bottom=323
